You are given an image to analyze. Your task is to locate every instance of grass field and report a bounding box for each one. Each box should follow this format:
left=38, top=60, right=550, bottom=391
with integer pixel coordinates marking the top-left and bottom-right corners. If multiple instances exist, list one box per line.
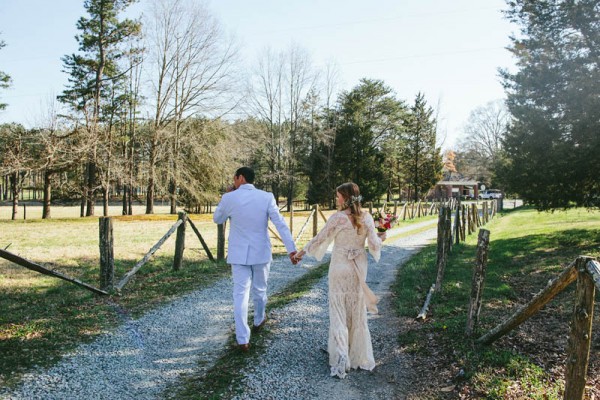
left=393, top=207, right=600, bottom=399
left=0, top=204, right=340, bottom=387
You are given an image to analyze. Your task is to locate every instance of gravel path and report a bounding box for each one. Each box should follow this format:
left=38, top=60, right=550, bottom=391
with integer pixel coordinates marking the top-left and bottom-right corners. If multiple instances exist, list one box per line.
left=232, top=227, right=437, bottom=400
left=0, top=219, right=436, bottom=400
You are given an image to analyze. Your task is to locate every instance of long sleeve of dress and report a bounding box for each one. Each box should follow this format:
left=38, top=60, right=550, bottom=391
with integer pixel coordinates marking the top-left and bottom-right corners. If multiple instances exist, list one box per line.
left=303, top=212, right=346, bottom=261
left=364, top=212, right=382, bottom=262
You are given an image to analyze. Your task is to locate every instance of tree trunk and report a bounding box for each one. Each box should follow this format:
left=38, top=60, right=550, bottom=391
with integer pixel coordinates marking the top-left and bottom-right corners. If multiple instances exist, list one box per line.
left=146, top=139, right=157, bottom=214
left=10, top=172, right=19, bottom=221
left=103, top=185, right=109, bottom=216
left=85, top=160, right=96, bottom=216
left=122, top=184, right=128, bottom=215
left=169, top=177, right=177, bottom=214
left=42, top=170, right=52, bottom=219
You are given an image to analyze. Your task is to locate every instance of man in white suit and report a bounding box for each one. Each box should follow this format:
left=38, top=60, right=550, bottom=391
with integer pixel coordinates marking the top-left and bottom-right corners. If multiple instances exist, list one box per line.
left=213, top=167, right=298, bottom=352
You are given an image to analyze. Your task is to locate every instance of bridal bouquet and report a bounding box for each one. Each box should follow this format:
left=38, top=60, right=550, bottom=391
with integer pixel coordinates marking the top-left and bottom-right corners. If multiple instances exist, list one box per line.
left=372, top=210, right=398, bottom=232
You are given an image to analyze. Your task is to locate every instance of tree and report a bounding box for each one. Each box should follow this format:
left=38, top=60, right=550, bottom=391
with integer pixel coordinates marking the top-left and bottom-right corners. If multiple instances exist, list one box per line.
left=498, top=0, right=600, bottom=209
left=462, top=100, right=509, bottom=165
left=59, top=0, right=141, bottom=216
left=32, top=97, right=84, bottom=219
left=0, top=124, right=34, bottom=220
left=247, top=44, right=317, bottom=206
left=333, top=79, right=406, bottom=202
left=145, top=0, right=239, bottom=214
left=454, top=100, right=509, bottom=186
left=0, top=35, right=11, bottom=111
left=400, top=93, right=443, bottom=201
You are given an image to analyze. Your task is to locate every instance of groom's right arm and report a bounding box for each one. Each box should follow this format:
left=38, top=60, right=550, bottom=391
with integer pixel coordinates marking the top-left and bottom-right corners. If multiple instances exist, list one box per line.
left=213, top=194, right=230, bottom=224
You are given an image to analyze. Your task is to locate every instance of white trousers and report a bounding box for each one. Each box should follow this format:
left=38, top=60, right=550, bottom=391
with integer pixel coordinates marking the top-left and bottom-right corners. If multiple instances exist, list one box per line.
left=232, top=263, right=270, bottom=345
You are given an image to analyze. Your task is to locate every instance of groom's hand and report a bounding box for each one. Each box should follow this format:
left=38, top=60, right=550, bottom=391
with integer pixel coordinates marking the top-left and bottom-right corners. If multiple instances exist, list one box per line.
left=289, top=251, right=299, bottom=265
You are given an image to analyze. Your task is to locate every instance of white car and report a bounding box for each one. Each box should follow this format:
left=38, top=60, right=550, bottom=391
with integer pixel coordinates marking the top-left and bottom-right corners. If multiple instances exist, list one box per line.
left=479, top=189, right=502, bottom=199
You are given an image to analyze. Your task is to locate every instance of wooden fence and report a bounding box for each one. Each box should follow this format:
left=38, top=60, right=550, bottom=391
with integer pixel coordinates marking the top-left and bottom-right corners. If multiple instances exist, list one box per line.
left=418, top=199, right=498, bottom=319
left=475, top=256, right=599, bottom=400
left=0, top=212, right=215, bottom=295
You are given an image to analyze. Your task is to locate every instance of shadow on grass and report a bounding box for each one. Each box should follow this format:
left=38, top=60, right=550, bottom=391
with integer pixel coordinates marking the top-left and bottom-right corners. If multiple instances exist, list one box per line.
left=393, top=226, right=600, bottom=399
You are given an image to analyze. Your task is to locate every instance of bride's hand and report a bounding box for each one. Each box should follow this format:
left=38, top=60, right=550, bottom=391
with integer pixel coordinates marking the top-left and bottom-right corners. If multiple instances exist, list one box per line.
left=377, top=231, right=387, bottom=242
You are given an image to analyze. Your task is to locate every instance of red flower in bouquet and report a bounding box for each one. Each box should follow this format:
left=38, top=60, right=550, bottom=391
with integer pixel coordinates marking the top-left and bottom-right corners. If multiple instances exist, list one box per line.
left=372, top=210, right=398, bottom=232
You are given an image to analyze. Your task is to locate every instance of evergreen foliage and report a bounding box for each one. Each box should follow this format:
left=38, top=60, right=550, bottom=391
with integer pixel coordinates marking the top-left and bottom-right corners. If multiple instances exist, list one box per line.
left=0, top=36, right=11, bottom=111
left=333, top=79, right=407, bottom=202
left=401, top=93, right=443, bottom=201
left=498, top=0, right=600, bottom=209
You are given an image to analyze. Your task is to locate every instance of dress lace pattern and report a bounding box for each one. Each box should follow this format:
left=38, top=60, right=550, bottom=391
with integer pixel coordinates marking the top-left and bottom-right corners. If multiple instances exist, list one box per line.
left=303, top=211, right=382, bottom=378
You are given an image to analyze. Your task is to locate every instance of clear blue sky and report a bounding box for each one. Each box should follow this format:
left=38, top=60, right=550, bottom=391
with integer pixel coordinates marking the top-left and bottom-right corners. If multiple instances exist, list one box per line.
left=0, top=0, right=516, bottom=149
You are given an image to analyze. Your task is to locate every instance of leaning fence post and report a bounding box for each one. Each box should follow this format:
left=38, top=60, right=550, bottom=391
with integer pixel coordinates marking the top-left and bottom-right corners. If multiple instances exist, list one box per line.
left=173, top=212, right=187, bottom=271
left=217, top=222, right=226, bottom=262
left=312, top=204, right=319, bottom=237
left=465, top=229, right=490, bottom=336
left=564, top=256, right=596, bottom=400
left=99, top=217, right=114, bottom=291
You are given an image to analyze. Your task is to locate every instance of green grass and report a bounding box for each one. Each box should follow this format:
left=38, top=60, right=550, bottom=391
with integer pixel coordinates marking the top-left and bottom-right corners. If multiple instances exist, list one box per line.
left=393, top=207, right=600, bottom=399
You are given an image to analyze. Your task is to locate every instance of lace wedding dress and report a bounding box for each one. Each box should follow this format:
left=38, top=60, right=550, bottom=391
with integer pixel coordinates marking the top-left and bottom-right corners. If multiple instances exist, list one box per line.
left=303, top=211, right=382, bottom=379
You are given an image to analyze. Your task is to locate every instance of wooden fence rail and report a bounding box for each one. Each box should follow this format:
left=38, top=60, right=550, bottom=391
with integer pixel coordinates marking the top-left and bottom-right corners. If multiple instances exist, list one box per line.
left=476, top=256, right=599, bottom=400
left=114, top=217, right=184, bottom=291
left=0, top=248, right=108, bottom=295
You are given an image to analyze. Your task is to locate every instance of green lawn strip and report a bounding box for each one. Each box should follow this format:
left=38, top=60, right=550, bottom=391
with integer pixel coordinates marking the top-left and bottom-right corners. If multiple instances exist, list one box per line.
left=392, top=207, right=600, bottom=398
left=169, top=262, right=330, bottom=400
left=0, top=256, right=229, bottom=388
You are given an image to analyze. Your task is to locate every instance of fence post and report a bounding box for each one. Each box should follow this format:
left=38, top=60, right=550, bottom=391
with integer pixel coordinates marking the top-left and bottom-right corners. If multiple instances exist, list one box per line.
left=455, top=202, right=461, bottom=245
left=393, top=200, right=398, bottom=216
left=461, top=205, right=467, bottom=241
left=435, top=206, right=450, bottom=292
left=312, top=204, right=319, bottom=237
left=564, top=256, right=595, bottom=400
left=289, top=206, right=294, bottom=236
left=217, top=222, right=226, bottom=262
left=173, top=212, right=187, bottom=271
left=23, top=204, right=26, bottom=220
left=465, top=229, right=490, bottom=336
left=99, top=217, right=114, bottom=291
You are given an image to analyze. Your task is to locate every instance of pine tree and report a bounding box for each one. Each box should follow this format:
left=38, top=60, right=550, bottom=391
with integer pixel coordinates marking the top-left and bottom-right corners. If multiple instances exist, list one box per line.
left=58, top=0, right=141, bottom=216
left=498, top=0, right=600, bottom=209
left=333, top=79, right=406, bottom=202
left=0, top=36, right=11, bottom=111
left=400, top=93, right=443, bottom=201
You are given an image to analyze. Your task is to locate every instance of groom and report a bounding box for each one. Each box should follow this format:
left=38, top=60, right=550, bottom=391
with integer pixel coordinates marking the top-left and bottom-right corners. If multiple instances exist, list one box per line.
left=213, top=167, right=298, bottom=352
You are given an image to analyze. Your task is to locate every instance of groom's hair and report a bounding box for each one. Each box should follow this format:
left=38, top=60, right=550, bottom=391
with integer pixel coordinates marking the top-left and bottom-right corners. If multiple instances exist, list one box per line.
left=235, top=167, right=255, bottom=183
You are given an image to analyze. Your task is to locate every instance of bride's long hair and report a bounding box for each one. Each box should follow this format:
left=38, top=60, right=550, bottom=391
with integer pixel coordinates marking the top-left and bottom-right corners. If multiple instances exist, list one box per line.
left=337, top=182, right=363, bottom=233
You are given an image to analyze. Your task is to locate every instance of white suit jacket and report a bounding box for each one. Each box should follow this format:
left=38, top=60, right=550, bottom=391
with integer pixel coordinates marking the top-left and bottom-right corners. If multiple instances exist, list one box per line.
left=213, top=184, right=296, bottom=265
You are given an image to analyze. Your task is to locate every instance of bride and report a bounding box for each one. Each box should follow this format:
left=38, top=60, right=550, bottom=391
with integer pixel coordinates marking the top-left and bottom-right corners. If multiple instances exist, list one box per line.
left=294, top=182, right=385, bottom=378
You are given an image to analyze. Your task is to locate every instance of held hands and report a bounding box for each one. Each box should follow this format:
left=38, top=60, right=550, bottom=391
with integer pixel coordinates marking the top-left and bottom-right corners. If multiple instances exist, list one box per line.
left=290, top=250, right=305, bottom=265
left=289, top=251, right=299, bottom=265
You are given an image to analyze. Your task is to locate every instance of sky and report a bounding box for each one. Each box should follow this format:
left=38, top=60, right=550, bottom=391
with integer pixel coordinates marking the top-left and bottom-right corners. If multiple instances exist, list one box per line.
left=0, top=0, right=517, bottom=149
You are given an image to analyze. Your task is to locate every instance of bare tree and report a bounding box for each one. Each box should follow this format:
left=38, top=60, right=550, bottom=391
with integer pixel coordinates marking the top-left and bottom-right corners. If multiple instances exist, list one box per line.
left=144, top=0, right=239, bottom=214
left=0, top=124, right=33, bottom=220
left=248, top=44, right=318, bottom=205
left=462, top=100, right=510, bottom=165
left=33, top=96, right=84, bottom=219
left=455, top=100, right=510, bottom=185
